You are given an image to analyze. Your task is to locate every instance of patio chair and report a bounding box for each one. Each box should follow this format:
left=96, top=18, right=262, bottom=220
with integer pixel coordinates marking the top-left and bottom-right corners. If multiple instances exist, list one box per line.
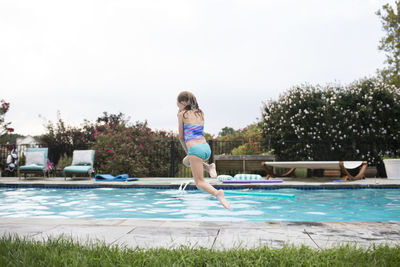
left=64, top=150, right=95, bottom=180
left=19, top=147, right=49, bottom=179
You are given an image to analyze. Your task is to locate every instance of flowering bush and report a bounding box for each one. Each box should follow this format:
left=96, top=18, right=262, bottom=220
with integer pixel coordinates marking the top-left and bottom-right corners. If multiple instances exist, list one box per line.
left=262, top=77, right=400, bottom=174
left=92, top=120, right=174, bottom=177
left=0, top=100, right=13, bottom=136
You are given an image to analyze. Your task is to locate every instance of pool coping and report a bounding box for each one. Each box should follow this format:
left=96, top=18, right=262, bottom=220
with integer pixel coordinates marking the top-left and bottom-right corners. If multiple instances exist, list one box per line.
left=1, top=177, right=400, bottom=189
left=1, top=218, right=400, bottom=250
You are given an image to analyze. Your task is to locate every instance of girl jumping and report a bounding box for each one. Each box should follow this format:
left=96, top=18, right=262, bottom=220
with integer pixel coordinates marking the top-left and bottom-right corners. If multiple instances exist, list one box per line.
left=177, top=91, right=231, bottom=210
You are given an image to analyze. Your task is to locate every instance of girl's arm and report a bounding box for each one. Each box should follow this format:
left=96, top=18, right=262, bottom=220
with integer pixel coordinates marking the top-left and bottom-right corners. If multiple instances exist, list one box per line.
left=177, top=112, right=188, bottom=153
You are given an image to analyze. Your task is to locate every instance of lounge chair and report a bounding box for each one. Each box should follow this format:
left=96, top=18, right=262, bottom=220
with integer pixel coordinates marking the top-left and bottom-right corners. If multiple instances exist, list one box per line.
left=64, top=150, right=95, bottom=180
left=261, top=161, right=368, bottom=181
left=19, top=147, right=49, bottom=179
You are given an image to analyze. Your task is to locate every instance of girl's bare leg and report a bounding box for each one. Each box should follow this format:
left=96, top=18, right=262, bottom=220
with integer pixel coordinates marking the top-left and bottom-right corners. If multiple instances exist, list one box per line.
left=182, top=155, right=191, bottom=167
left=203, top=162, right=217, bottom=178
left=183, top=157, right=217, bottom=178
left=189, top=156, right=231, bottom=210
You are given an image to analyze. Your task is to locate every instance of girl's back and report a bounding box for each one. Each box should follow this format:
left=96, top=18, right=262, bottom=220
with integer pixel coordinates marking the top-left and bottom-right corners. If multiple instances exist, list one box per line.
left=181, top=110, right=204, bottom=125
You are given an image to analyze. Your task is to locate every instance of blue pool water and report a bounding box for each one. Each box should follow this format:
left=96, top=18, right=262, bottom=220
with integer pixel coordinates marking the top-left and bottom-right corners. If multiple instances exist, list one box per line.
left=0, top=187, right=400, bottom=221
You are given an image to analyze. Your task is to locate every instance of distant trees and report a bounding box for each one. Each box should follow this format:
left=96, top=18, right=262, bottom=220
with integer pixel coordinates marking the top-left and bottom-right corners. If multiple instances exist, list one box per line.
left=0, top=133, right=24, bottom=145
left=40, top=111, right=95, bottom=164
left=218, top=127, right=235, bottom=137
left=377, top=1, right=400, bottom=87
left=215, top=123, right=266, bottom=155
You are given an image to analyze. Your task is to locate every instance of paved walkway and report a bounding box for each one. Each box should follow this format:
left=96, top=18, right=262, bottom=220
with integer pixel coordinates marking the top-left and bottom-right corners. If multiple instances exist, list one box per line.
left=1, top=218, right=400, bottom=249
left=2, top=176, right=400, bottom=189
left=1, top=177, right=400, bottom=249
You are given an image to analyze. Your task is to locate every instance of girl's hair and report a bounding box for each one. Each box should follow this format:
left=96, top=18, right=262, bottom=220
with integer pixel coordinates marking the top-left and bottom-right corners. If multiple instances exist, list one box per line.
left=177, top=91, right=204, bottom=119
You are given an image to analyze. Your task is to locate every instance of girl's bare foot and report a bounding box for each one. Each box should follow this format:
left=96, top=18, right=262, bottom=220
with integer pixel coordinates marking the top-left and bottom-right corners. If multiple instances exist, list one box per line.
left=205, top=163, right=217, bottom=178
left=215, top=189, right=231, bottom=210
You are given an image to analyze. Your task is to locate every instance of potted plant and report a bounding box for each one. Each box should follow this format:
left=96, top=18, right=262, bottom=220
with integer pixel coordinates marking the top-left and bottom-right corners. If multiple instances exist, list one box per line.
left=383, top=156, right=400, bottom=179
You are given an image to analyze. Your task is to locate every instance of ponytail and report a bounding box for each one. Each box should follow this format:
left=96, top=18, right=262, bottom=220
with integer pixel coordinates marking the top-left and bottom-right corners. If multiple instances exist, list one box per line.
left=177, top=91, right=203, bottom=119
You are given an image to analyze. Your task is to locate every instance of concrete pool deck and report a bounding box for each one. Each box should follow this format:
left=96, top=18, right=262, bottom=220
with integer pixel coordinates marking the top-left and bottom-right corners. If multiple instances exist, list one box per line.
left=1, top=176, right=400, bottom=249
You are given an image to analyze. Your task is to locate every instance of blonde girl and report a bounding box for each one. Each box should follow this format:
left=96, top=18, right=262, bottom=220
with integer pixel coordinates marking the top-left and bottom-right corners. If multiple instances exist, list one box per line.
left=177, top=91, right=231, bottom=210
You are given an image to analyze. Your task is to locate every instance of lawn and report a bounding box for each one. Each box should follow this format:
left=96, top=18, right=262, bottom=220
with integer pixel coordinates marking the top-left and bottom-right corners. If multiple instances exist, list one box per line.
left=1, top=236, right=399, bottom=266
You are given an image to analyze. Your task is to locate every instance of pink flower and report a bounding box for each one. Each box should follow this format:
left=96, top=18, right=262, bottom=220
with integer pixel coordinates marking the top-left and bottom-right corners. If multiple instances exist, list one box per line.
left=112, top=153, right=117, bottom=158
left=139, top=144, right=143, bottom=147
left=108, top=149, right=112, bottom=152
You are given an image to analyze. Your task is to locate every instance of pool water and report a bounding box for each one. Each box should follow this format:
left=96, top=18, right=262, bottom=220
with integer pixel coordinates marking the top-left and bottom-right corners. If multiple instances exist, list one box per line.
left=1, top=188, right=400, bottom=221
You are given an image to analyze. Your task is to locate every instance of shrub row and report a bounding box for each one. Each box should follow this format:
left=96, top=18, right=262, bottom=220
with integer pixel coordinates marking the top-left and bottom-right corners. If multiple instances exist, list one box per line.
left=262, top=77, right=400, bottom=175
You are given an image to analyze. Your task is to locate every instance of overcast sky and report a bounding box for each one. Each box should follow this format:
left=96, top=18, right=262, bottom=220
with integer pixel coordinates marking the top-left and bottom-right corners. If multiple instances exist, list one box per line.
left=0, top=0, right=394, bottom=137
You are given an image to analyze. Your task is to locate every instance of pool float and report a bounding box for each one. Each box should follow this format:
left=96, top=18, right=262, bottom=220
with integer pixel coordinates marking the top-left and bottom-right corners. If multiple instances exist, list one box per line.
left=94, top=174, right=138, bottom=182
left=224, top=190, right=295, bottom=199
left=222, top=179, right=283, bottom=183
left=218, top=173, right=283, bottom=183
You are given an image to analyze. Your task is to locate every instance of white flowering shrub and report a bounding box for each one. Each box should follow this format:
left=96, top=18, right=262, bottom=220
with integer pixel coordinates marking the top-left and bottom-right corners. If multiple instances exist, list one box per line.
left=262, top=78, right=400, bottom=175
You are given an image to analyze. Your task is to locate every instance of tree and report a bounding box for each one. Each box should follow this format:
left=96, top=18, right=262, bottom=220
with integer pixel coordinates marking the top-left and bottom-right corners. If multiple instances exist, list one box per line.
left=40, top=111, right=94, bottom=164
left=377, top=1, right=400, bottom=87
left=218, top=127, right=235, bottom=137
left=0, top=133, right=24, bottom=145
left=0, top=99, right=14, bottom=137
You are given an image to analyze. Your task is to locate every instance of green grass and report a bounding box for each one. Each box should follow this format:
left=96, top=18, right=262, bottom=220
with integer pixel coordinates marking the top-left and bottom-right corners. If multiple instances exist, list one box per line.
left=1, top=235, right=400, bottom=266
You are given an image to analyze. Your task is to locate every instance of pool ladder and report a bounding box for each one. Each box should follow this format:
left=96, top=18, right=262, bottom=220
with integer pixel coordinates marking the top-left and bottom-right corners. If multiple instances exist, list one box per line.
left=178, top=180, right=193, bottom=191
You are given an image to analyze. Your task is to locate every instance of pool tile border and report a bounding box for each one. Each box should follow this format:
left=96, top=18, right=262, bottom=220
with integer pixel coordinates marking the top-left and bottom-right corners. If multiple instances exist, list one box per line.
left=1, top=184, right=400, bottom=190
left=1, top=177, right=400, bottom=191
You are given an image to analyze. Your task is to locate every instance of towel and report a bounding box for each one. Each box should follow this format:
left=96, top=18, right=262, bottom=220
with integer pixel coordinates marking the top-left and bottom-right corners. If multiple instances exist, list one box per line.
left=94, top=174, right=138, bottom=181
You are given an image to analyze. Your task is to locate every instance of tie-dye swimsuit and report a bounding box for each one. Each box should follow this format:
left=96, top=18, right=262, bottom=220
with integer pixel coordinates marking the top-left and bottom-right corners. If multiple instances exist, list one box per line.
left=183, top=124, right=211, bottom=160
left=183, top=124, right=205, bottom=142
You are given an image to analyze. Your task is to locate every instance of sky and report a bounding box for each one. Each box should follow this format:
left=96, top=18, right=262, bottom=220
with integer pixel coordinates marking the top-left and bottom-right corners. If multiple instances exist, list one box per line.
left=0, top=0, right=395, bottom=137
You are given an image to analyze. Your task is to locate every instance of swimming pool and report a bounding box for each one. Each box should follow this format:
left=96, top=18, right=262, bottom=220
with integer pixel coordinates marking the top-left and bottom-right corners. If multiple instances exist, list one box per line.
left=1, top=187, right=400, bottom=221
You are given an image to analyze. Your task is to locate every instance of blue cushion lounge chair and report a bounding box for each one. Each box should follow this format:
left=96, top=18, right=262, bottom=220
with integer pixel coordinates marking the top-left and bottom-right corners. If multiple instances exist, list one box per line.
left=19, top=147, right=49, bottom=179
left=64, top=150, right=95, bottom=180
